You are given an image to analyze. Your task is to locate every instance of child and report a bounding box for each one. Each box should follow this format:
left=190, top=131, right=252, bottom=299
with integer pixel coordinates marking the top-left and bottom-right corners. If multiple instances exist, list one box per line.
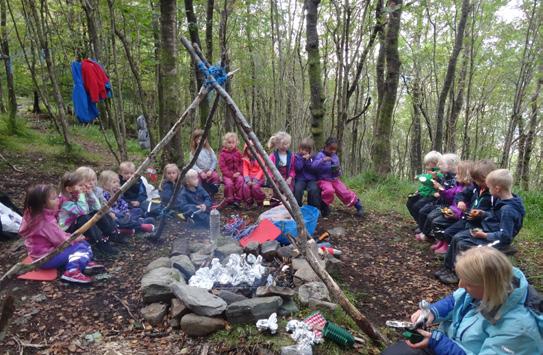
left=75, top=166, right=105, bottom=211
left=159, top=163, right=184, bottom=211
left=98, top=170, right=154, bottom=234
left=293, top=138, right=321, bottom=208
left=218, top=132, right=244, bottom=208
left=414, top=153, right=458, bottom=241
left=189, top=129, right=220, bottom=197
left=313, top=137, right=364, bottom=217
left=119, top=161, right=148, bottom=210
left=58, top=172, right=119, bottom=256
left=436, top=159, right=498, bottom=284
left=242, top=144, right=265, bottom=207
left=268, top=131, right=296, bottom=193
left=406, top=150, right=443, bottom=225
left=19, top=184, right=104, bottom=284
left=179, top=169, right=212, bottom=227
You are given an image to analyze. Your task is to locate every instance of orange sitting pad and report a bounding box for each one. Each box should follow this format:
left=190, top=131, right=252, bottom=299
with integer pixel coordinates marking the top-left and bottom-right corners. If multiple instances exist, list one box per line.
left=239, top=219, right=282, bottom=248
left=17, top=256, right=58, bottom=281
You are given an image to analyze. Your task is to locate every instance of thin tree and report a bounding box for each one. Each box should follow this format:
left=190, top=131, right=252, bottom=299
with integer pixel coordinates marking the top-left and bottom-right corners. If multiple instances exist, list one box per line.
left=1, top=0, right=17, bottom=134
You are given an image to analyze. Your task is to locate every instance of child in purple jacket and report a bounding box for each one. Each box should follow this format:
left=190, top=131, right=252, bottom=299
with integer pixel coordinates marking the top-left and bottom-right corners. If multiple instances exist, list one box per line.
left=294, top=138, right=321, bottom=209
left=313, top=137, right=363, bottom=217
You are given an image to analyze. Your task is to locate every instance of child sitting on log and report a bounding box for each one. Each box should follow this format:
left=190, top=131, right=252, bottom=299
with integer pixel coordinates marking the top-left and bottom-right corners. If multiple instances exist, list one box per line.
left=118, top=161, right=148, bottom=211
left=189, top=129, right=220, bottom=198
left=218, top=132, right=244, bottom=209
left=242, top=143, right=266, bottom=207
left=293, top=137, right=321, bottom=209
left=179, top=169, right=212, bottom=227
left=313, top=137, right=364, bottom=217
left=19, top=184, right=104, bottom=284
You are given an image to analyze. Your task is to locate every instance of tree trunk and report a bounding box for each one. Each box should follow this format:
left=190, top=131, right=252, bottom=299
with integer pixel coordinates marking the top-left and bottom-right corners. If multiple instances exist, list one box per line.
left=159, top=0, right=181, bottom=164
left=305, top=0, right=325, bottom=148
left=445, top=46, right=468, bottom=152
left=32, top=91, right=41, bottom=114
left=219, top=0, right=234, bottom=131
left=205, top=0, right=214, bottom=62
left=433, top=0, right=470, bottom=152
left=1, top=0, right=17, bottom=134
left=371, top=0, right=402, bottom=175
left=184, top=0, right=210, bottom=127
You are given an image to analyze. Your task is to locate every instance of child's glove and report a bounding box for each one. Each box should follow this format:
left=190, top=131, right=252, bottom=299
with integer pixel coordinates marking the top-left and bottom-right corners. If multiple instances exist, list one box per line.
left=244, top=176, right=250, bottom=183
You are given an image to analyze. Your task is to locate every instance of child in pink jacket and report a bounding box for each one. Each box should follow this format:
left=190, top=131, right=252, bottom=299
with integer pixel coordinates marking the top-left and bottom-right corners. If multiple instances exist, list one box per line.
left=218, top=132, right=244, bottom=208
left=19, top=184, right=104, bottom=284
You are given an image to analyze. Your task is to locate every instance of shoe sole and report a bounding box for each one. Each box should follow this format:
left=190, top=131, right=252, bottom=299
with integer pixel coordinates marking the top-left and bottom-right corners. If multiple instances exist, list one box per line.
left=61, top=275, right=92, bottom=284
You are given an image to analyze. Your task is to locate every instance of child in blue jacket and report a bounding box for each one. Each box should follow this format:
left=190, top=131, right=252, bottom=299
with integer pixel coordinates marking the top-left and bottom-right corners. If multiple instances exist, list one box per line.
left=383, top=247, right=543, bottom=355
left=179, top=169, right=212, bottom=227
left=159, top=164, right=184, bottom=211
left=119, top=161, right=148, bottom=209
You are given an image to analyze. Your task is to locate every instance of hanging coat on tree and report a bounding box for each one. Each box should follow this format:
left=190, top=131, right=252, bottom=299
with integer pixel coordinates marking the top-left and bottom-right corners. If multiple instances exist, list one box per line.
left=71, top=61, right=99, bottom=123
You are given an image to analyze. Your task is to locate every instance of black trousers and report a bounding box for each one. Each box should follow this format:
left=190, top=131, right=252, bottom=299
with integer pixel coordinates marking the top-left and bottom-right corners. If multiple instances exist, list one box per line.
left=294, top=179, right=321, bottom=208
left=67, top=212, right=116, bottom=243
left=406, top=195, right=435, bottom=222
left=382, top=341, right=436, bottom=355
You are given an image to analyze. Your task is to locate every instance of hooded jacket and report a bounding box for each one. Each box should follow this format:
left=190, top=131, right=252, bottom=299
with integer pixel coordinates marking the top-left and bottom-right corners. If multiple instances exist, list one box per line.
left=179, top=185, right=212, bottom=217
left=160, top=180, right=183, bottom=211
left=218, top=147, right=243, bottom=179
left=481, top=195, right=525, bottom=245
left=294, top=153, right=318, bottom=181
left=19, top=208, right=70, bottom=260
left=427, top=268, right=543, bottom=355
left=190, top=148, right=218, bottom=173
left=311, top=150, right=341, bottom=180
left=119, top=175, right=148, bottom=204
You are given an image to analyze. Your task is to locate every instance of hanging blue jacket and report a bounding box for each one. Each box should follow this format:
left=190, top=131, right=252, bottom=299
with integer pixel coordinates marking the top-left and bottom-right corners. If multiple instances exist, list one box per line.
left=427, top=267, right=543, bottom=355
left=71, top=61, right=99, bottom=123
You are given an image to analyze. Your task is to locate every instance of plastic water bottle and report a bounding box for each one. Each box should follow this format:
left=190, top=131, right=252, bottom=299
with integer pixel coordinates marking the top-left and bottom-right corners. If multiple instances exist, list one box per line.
left=210, top=208, right=221, bottom=241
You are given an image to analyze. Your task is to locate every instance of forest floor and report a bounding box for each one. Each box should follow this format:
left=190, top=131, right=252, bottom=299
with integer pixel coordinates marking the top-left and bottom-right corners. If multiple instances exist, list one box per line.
left=0, top=114, right=541, bottom=354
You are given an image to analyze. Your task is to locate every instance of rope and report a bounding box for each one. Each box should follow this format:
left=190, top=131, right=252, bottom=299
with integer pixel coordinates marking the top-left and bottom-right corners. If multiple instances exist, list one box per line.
left=197, top=62, right=228, bottom=88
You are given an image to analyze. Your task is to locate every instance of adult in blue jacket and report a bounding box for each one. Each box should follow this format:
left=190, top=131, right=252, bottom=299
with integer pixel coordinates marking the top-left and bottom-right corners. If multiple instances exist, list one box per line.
left=383, top=247, right=543, bottom=355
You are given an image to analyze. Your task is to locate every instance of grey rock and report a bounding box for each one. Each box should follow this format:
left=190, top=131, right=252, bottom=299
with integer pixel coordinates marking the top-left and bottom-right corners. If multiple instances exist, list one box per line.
left=308, top=298, right=338, bottom=311
left=225, top=296, right=283, bottom=324
left=297, top=282, right=330, bottom=304
left=244, top=241, right=260, bottom=255
left=216, top=290, right=248, bottom=305
left=170, top=298, right=189, bottom=319
left=293, top=267, right=320, bottom=287
left=171, top=284, right=227, bottom=317
left=215, top=235, right=235, bottom=247
left=328, top=226, right=347, bottom=238
left=277, top=245, right=296, bottom=258
left=140, top=303, right=168, bottom=326
left=261, top=240, right=280, bottom=261
left=180, top=313, right=226, bottom=337
left=144, top=257, right=171, bottom=273
left=171, top=239, right=190, bottom=256
left=281, top=345, right=311, bottom=355
left=170, top=255, right=196, bottom=280
left=170, top=317, right=180, bottom=329
left=190, top=252, right=210, bottom=268
left=255, top=285, right=296, bottom=298
left=188, top=241, right=207, bottom=254
left=141, top=267, right=183, bottom=303
left=325, top=255, right=343, bottom=275
left=214, top=243, right=243, bottom=259
left=278, top=298, right=299, bottom=316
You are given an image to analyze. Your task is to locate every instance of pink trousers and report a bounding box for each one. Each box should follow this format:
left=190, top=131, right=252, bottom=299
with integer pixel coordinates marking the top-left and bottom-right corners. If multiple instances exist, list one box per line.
left=318, top=178, right=358, bottom=207
left=223, top=175, right=244, bottom=203
left=242, top=179, right=266, bottom=205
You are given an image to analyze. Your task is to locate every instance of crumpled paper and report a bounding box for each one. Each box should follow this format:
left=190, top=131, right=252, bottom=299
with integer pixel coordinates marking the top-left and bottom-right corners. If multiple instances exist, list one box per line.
left=285, top=320, right=323, bottom=349
left=188, top=254, right=267, bottom=290
left=256, top=312, right=278, bottom=334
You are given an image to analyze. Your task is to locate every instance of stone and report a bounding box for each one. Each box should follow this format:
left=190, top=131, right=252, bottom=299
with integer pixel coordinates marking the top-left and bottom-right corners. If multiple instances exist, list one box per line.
left=308, top=298, right=338, bottom=311
left=140, top=303, right=168, bottom=326
left=214, top=243, right=243, bottom=259
left=298, top=282, right=330, bottom=305
left=180, top=313, right=226, bottom=337
left=190, top=252, right=210, bottom=268
left=278, top=298, right=299, bottom=316
left=170, top=318, right=180, bottom=329
left=216, top=290, right=248, bottom=305
left=255, top=285, right=296, bottom=298
left=328, top=226, right=347, bottom=238
left=171, top=284, right=227, bottom=317
left=293, top=264, right=321, bottom=287
left=325, top=255, right=343, bottom=275
left=281, top=345, right=311, bottom=355
left=215, top=235, right=235, bottom=247
left=261, top=240, right=280, bottom=261
left=244, top=241, right=260, bottom=255
left=170, top=255, right=196, bottom=280
left=141, top=267, right=183, bottom=303
left=170, top=298, right=189, bottom=319
left=144, top=257, right=171, bottom=273
left=171, top=239, right=190, bottom=256
left=225, top=296, right=283, bottom=324
left=277, top=245, right=296, bottom=258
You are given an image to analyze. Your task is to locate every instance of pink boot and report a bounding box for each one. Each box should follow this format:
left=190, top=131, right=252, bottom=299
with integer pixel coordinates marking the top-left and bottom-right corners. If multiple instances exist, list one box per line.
left=431, top=240, right=444, bottom=250
left=434, top=242, right=449, bottom=254
left=415, top=233, right=427, bottom=241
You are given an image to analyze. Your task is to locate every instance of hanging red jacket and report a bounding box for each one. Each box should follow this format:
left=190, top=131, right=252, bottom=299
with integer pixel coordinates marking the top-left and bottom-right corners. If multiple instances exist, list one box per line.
left=81, top=59, right=109, bottom=103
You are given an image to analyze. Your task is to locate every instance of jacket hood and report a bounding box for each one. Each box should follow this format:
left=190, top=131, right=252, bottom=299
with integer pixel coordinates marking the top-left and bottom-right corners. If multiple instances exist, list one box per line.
left=506, top=268, right=543, bottom=335
left=19, top=208, right=57, bottom=237
left=495, top=194, right=525, bottom=218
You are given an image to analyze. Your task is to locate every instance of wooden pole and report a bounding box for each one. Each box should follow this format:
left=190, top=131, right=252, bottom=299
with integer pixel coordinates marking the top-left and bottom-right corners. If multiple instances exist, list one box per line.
left=0, top=86, right=210, bottom=288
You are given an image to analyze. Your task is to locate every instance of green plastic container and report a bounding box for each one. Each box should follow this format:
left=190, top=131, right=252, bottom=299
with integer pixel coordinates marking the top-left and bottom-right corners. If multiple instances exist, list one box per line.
left=322, top=321, right=355, bottom=347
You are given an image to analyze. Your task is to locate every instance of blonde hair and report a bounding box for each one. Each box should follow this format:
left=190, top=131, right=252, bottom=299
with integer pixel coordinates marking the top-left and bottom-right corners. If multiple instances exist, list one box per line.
left=486, top=169, right=513, bottom=192
left=423, top=150, right=442, bottom=166
left=222, top=132, right=238, bottom=146
left=184, top=169, right=198, bottom=185
left=455, top=247, right=513, bottom=322
left=98, top=170, right=119, bottom=190
left=75, top=166, right=97, bottom=181
left=119, top=161, right=136, bottom=173
left=191, top=129, right=212, bottom=152
left=160, top=163, right=180, bottom=190
left=441, top=153, right=459, bottom=173
left=267, top=131, right=292, bottom=150
left=456, top=160, right=473, bottom=185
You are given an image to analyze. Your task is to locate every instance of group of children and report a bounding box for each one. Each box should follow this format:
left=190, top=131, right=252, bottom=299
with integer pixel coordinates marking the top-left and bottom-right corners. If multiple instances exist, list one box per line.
left=20, top=163, right=156, bottom=284
left=407, top=151, right=525, bottom=284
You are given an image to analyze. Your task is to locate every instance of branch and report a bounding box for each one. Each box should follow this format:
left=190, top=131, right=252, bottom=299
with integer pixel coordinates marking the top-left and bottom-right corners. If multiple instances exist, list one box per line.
left=346, top=96, right=372, bottom=124
left=0, top=152, right=23, bottom=173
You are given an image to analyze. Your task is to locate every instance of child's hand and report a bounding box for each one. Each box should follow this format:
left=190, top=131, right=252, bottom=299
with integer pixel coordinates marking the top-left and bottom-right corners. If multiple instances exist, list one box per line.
left=467, top=209, right=482, bottom=220
left=433, top=192, right=440, bottom=198
left=109, top=212, right=116, bottom=220
left=286, top=177, right=292, bottom=185
left=198, top=204, right=207, bottom=212
left=405, top=329, right=431, bottom=350
left=410, top=309, right=434, bottom=326
left=303, top=154, right=311, bottom=160
left=72, top=235, right=87, bottom=244
left=206, top=171, right=212, bottom=177
left=323, top=156, right=332, bottom=162
left=471, top=229, right=487, bottom=238
left=432, top=180, right=443, bottom=190
left=233, top=172, right=240, bottom=178
left=457, top=201, right=467, bottom=212
left=130, top=201, right=140, bottom=207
